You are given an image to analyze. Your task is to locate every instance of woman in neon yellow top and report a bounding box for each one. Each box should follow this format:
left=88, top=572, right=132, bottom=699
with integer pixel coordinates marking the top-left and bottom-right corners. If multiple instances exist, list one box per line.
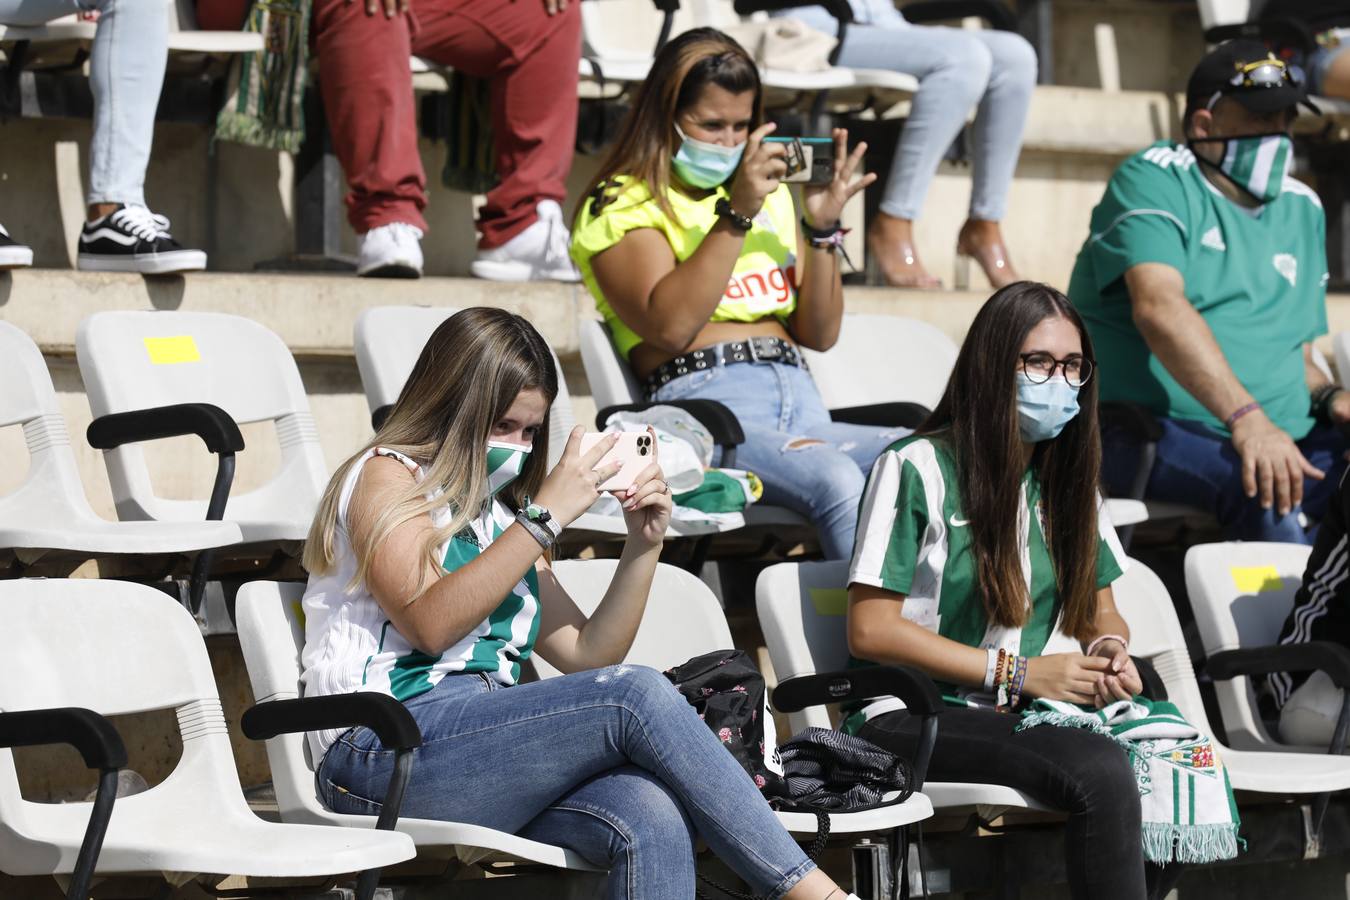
left=572, top=27, right=908, bottom=559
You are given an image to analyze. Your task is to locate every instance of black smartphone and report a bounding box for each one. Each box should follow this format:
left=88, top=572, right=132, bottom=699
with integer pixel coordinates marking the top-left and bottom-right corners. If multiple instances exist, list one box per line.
left=763, top=136, right=835, bottom=185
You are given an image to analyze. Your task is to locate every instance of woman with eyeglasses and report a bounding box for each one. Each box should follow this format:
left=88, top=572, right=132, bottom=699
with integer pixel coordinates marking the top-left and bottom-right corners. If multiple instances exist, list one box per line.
left=844, top=282, right=1156, bottom=898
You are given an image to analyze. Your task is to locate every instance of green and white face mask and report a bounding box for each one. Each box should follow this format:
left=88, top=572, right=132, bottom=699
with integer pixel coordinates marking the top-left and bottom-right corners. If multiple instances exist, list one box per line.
left=485, top=441, right=531, bottom=495
left=1190, top=132, right=1293, bottom=204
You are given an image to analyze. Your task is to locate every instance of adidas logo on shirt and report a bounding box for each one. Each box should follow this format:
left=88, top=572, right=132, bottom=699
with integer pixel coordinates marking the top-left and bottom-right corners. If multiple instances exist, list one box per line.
left=1201, top=227, right=1226, bottom=252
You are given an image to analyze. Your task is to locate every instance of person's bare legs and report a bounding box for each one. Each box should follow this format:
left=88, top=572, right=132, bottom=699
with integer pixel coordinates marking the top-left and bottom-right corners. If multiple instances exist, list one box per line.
left=868, top=212, right=941, bottom=288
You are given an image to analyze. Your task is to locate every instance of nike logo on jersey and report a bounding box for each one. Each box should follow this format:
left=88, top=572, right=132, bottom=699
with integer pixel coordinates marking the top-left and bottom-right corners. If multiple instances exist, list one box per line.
left=949, top=514, right=970, bottom=527
left=1201, top=227, right=1226, bottom=252
left=1273, top=253, right=1298, bottom=287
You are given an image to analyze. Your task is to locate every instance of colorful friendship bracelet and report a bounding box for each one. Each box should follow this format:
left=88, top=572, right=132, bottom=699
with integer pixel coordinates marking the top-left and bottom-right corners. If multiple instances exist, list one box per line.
left=1224, top=401, right=1261, bottom=430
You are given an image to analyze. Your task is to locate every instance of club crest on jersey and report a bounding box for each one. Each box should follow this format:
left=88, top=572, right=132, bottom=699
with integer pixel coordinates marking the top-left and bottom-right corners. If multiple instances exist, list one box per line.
left=1273, top=253, right=1298, bottom=288
left=724, top=264, right=797, bottom=309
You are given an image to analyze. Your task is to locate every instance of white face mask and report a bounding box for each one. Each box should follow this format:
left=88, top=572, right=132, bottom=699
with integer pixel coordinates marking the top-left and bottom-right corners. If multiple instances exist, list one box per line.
left=485, top=440, right=531, bottom=495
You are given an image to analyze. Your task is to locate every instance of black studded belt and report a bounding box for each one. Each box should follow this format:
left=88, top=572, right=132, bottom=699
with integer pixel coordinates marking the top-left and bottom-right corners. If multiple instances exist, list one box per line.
left=643, top=336, right=805, bottom=396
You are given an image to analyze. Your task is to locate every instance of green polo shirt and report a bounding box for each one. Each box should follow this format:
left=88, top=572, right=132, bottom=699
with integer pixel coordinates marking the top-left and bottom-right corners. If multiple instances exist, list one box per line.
left=1067, top=141, right=1329, bottom=439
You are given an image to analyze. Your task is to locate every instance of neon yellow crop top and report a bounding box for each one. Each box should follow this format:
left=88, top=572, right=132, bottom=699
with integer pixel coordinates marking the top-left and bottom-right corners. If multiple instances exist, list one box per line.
left=570, top=176, right=800, bottom=360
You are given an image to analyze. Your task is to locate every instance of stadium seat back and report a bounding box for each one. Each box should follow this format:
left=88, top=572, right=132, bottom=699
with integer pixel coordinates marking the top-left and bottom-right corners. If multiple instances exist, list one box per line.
left=353, top=306, right=576, bottom=468
left=0, top=578, right=242, bottom=866
left=1185, top=541, right=1312, bottom=750
left=76, top=311, right=327, bottom=540
left=234, top=580, right=328, bottom=823
left=754, top=559, right=851, bottom=733
left=581, top=0, right=696, bottom=61
left=1110, top=558, right=1214, bottom=732
left=801, top=314, right=958, bottom=412
left=579, top=319, right=645, bottom=412
left=532, top=560, right=734, bottom=678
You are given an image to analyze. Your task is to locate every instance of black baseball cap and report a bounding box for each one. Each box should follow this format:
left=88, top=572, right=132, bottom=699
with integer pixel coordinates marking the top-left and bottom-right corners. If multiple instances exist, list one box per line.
left=1184, top=39, right=1320, bottom=120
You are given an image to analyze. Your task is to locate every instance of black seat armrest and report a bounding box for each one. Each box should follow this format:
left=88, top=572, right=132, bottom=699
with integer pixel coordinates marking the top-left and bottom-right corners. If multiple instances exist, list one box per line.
left=901, top=0, right=1016, bottom=31
left=0, top=707, right=127, bottom=771
left=244, top=693, right=421, bottom=844
left=829, top=402, right=930, bottom=429
left=772, top=664, right=943, bottom=787
left=242, top=693, right=422, bottom=751
left=87, top=403, right=245, bottom=455
left=0, top=707, right=126, bottom=900
left=1206, top=641, right=1350, bottom=690
left=597, top=399, right=746, bottom=467
left=1134, top=656, right=1167, bottom=702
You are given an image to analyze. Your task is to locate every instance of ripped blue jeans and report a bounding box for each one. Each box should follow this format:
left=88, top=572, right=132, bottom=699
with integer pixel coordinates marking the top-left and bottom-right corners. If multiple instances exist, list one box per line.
left=651, top=360, right=908, bottom=558
left=317, top=666, right=816, bottom=900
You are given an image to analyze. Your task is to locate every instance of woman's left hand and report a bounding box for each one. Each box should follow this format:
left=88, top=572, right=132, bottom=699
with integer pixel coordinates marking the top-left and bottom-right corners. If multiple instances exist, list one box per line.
left=801, top=127, right=877, bottom=230
left=1091, top=641, right=1144, bottom=709
left=612, top=432, right=672, bottom=548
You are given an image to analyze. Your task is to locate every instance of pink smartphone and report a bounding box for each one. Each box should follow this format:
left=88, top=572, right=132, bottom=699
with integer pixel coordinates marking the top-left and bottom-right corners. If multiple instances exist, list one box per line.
left=580, top=431, right=656, bottom=492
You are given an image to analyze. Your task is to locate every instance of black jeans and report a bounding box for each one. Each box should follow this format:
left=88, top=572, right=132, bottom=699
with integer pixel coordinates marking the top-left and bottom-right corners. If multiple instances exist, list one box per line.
left=861, top=706, right=1148, bottom=900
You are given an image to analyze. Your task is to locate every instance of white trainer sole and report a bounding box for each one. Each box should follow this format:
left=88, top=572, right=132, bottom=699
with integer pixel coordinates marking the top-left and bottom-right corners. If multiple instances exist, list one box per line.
left=0, top=245, right=33, bottom=269
left=78, top=249, right=208, bottom=275
left=470, top=258, right=581, bottom=283
left=356, top=259, right=422, bottom=278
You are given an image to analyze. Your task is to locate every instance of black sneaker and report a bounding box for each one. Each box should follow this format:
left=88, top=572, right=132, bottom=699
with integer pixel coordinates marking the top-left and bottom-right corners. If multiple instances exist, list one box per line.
left=0, top=223, right=33, bottom=270
left=77, top=205, right=207, bottom=275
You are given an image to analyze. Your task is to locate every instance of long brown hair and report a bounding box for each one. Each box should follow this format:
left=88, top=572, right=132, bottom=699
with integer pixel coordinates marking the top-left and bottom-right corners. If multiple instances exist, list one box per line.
left=581, top=27, right=763, bottom=226
left=304, top=308, right=558, bottom=596
left=920, top=282, right=1103, bottom=641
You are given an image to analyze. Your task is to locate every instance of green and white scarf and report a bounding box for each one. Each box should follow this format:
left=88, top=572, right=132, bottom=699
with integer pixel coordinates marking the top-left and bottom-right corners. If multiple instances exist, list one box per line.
left=1018, top=697, right=1243, bottom=864
left=215, top=0, right=312, bottom=153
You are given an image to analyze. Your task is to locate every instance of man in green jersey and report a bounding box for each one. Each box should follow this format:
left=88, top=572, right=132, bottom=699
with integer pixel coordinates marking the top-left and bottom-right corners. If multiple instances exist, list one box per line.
left=1069, top=41, right=1347, bottom=544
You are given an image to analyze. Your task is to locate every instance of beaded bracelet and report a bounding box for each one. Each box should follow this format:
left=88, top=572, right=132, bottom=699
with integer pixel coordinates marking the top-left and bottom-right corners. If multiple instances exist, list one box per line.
left=983, top=648, right=1000, bottom=692
left=993, top=648, right=1008, bottom=696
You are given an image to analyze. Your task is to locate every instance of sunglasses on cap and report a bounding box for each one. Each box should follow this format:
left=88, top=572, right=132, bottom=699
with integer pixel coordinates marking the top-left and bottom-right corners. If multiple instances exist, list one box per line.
left=1205, top=55, right=1305, bottom=110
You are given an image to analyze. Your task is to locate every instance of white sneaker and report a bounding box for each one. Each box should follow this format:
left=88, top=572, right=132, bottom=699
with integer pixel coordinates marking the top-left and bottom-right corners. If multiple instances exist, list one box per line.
left=471, top=199, right=581, bottom=283
left=357, top=222, right=424, bottom=278
left=0, top=223, right=34, bottom=270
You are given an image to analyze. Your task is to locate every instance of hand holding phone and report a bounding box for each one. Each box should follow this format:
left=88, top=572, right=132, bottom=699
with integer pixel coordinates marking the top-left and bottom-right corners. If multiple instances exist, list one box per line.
left=763, top=136, right=835, bottom=185
left=579, top=431, right=657, bottom=492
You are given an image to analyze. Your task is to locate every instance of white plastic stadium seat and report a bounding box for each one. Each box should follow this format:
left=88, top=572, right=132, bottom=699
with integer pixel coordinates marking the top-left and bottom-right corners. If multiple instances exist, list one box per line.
left=802, top=314, right=957, bottom=414
left=694, top=0, right=918, bottom=107
left=166, top=0, right=263, bottom=54
left=0, top=320, right=241, bottom=569
left=578, top=319, right=814, bottom=543
left=0, top=578, right=414, bottom=886
left=234, top=580, right=603, bottom=874
left=353, top=305, right=725, bottom=541
left=76, top=311, right=328, bottom=547
left=755, top=559, right=1047, bottom=815
left=579, top=0, right=699, bottom=93
left=1183, top=541, right=1333, bottom=752
left=538, top=559, right=935, bottom=836
left=1114, top=556, right=1350, bottom=794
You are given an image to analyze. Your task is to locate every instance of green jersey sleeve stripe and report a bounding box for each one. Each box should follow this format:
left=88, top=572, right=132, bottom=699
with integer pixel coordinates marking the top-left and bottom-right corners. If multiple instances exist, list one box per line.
left=1089, top=208, right=1188, bottom=244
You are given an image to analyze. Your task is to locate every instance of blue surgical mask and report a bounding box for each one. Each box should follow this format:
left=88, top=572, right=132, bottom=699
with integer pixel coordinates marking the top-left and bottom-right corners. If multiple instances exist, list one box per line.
left=485, top=441, right=531, bottom=495
left=671, top=124, right=745, bottom=189
left=1016, top=373, right=1081, bottom=443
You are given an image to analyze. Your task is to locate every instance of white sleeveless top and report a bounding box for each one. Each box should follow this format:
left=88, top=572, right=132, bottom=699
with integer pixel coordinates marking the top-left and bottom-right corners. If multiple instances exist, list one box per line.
left=300, top=448, right=542, bottom=761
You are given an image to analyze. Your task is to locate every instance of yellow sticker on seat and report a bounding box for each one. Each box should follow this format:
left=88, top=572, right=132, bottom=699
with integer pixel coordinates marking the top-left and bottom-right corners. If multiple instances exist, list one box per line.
left=1230, top=565, right=1283, bottom=594
left=808, top=587, right=848, bottom=617
left=143, top=335, right=200, bottom=365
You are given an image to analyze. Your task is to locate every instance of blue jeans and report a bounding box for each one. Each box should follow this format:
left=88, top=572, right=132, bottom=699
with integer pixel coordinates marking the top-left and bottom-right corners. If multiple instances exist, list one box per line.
left=0, top=0, right=165, bottom=206
left=651, top=361, right=909, bottom=559
left=317, top=666, right=816, bottom=900
left=781, top=12, right=1037, bottom=221
left=1102, top=416, right=1349, bottom=544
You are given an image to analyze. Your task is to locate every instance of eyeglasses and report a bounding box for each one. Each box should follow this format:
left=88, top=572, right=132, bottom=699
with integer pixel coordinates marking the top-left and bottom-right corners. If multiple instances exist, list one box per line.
left=1019, top=352, right=1094, bottom=387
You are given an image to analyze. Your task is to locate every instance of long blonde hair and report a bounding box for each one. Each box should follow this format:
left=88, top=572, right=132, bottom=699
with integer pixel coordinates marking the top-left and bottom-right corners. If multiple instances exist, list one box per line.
left=304, top=307, right=558, bottom=597
left=581, top=27, right=763, bottom=227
